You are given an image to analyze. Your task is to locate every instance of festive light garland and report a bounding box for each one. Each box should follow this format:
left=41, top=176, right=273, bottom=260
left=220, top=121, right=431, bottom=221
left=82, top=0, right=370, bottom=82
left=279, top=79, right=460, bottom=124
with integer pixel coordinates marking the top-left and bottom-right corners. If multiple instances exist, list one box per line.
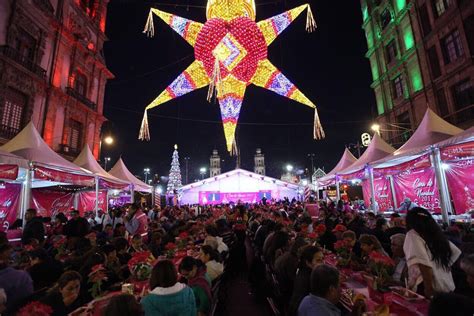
left=139, top=0, right=324, bottom=153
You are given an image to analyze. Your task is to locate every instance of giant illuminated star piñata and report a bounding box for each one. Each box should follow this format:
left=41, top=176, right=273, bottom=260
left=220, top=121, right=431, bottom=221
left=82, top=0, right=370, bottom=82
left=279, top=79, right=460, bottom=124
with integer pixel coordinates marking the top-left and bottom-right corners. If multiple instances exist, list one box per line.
left=139, top=0, right=325, bottom=153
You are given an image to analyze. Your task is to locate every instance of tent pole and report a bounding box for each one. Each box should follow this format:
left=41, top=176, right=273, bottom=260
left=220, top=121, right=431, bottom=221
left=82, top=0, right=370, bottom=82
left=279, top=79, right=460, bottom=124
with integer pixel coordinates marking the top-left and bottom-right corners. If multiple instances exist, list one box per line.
left=130, top=184, right=135, bottom=204
left=431, top=147, right=451, bottom=226
left=20, top=164, right=33, bottom=225
left=368, top=166, right=377, bottom=214
left=95, top=176, right=99, bottom=217
left=73, top=191, right=79, bottom=210
left=388, top=175, right=397, bottom=210
left=335, top=176, right=341, bottom=202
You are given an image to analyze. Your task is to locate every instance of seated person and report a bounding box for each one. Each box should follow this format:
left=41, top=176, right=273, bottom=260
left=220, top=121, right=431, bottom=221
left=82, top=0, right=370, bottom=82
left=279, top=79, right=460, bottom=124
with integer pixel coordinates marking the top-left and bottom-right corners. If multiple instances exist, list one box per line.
left=298, top=264, right=341, bottom=316
left=390, top=233, right=408, bottom=283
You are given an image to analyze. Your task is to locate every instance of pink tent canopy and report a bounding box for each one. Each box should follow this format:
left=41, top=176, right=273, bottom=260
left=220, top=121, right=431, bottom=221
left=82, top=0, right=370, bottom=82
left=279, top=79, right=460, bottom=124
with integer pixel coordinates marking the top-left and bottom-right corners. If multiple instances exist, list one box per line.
left=435, top=126, right=474, bottom=149
left=317, top=148, right=357, bottom=186
left=109, top=158, right=151, bottom=192
left=1, top=122, right=90, bottom=174
left=73, top=145, right=130, bottom=188
left=338, top=133, right=395, bottom=178
left=372, top=109, right=463, bottom=169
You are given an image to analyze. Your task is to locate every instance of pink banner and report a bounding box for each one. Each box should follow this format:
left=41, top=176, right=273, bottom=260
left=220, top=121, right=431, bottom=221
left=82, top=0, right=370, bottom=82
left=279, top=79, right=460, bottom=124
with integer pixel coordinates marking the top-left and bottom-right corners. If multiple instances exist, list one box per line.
left=0, top=164, right=19, bottom=180
left=374, top=154, right=432, bottom=177
left=34, top=166, right=95, bottom=186
left=31, top=189, right=75, bottom=218
left=445, top=159, right=474, bottom=214
left=0, top=183, right=21, bottom=232
left=77, top=191, right=107, bottom=213
left=361, top=177, right=394, bottom=212
left=199, top=191, right=271, bottom=205
left=441, top=142, right=474, bottom=161
left=392, top=168, right=440, bottom=212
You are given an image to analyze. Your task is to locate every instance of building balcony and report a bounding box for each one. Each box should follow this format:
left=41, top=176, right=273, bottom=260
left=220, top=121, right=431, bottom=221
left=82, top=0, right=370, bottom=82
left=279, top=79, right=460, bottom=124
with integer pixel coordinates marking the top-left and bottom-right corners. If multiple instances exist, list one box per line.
left=0, top=124, right=20, bottom=140
left=66, top=87, right=97, bottom=111
left=0, top=46, right=46, bottom=79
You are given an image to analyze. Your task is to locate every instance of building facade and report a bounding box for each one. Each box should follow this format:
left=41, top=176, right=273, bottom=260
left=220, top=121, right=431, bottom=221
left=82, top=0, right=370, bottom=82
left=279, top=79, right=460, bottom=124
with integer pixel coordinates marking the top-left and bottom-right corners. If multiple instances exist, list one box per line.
left=209, top=149, right=221, bottom=177
left=0, top=0, right=113, bottom=160
left=361, top=0, right=474, bottom=146
left=254, top=148, right=265, bottom=175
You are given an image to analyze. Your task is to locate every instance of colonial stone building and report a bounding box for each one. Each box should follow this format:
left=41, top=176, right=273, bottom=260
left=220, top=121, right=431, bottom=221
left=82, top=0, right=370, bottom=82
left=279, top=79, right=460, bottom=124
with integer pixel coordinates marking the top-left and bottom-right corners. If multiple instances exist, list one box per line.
left=209, top=149, right=221, bottom=177
left=361, top=0, right=474, bottom=146
left=0, top=0, right=113, bottom=160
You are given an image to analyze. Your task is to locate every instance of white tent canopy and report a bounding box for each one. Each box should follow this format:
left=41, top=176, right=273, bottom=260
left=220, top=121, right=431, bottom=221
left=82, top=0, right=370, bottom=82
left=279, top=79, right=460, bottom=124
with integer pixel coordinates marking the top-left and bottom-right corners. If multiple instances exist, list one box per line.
left=338, top=133, right=395, bottom=176
left=434, top=126, right=474, bottom=150
left=317, top=148, right=357, bottom=186
left=1, top=122, right=91, bottom=174
left=372, top=109, right=463, bottom=169
left=109, top=158, right=152, bottom=192
left=0, top=149, right=29, bottom=169
left=73, top=145, right=130, bottom=187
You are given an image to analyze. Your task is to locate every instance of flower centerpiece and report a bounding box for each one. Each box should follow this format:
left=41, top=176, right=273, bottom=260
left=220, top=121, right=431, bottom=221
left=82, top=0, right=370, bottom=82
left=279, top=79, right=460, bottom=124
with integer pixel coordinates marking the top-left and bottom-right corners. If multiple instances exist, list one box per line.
left=165, top=242, right=177, bottom=259
left=306, top=232, right=318, bottom=245
left=17, top=301, right=53, bottom=316
left=52, top=235, right=67, bottom=259
left=334, top=239, right=353, bottom=267
left=367, top=251, right=395, bottom=289
left=127, top=251, right=154, bottom=281
left=88, top=264, right=108, bottom=299
left=176, top=232, right=189, bottom=250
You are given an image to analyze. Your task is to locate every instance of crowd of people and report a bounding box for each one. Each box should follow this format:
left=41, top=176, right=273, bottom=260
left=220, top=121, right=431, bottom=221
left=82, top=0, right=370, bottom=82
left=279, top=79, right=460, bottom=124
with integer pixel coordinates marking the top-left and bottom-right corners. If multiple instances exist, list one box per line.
left=0, top=198, right=473, bottom=316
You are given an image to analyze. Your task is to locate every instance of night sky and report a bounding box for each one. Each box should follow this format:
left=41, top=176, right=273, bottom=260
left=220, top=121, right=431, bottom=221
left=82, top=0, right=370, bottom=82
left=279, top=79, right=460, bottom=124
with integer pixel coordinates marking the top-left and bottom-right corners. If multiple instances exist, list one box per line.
left=102, top=0, right=375, bottom=183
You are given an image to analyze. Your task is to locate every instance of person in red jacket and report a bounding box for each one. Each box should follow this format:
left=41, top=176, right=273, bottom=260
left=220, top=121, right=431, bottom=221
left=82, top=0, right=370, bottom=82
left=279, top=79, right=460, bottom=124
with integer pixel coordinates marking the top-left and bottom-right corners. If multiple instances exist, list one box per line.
left=124, top=204, right=148, bottom=240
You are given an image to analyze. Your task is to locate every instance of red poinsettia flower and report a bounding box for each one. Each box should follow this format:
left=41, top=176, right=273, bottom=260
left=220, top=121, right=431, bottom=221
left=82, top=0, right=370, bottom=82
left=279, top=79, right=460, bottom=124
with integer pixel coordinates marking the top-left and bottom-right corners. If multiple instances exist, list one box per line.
left=17, top=301, right=53, bottom=316
left=368, top=251, right=395, bottom=267
left=315, top=224, right=327, bottom=234
left=53, top=235, right=67, bottom=248
left=307, top=232, right=318, bottom=240
left=165, top=242, right=177, bottom=250
left=178, top=231, right=189, bottom=239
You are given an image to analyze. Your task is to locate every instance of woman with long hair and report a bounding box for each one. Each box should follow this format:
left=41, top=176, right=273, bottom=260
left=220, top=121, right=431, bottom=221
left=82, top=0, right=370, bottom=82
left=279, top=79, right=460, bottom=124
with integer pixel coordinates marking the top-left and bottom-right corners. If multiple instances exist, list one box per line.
left=404, top=207, right=461, bottom=297
left=141, top=260, right=195, bottom=316
left=40, top=271, right=83, bottom=316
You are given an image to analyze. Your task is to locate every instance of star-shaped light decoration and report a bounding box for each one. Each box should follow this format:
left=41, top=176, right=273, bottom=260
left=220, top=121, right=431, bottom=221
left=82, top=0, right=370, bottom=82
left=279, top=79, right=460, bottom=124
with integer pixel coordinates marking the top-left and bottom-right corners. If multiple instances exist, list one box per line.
left=139, top=0, right=325, bottom=153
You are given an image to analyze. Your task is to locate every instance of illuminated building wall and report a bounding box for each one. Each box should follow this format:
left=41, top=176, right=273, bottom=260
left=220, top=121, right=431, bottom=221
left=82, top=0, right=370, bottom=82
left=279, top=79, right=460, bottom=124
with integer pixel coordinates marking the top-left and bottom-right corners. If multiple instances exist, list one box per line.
left=0, top=0, right=113, bottom=160
left=361, top=0, right=474, bottom=146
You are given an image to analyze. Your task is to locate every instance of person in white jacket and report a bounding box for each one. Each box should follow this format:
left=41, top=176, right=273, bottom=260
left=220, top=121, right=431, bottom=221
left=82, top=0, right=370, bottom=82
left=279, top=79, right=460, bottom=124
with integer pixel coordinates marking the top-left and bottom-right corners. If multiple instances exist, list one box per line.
left=403, top=207, right=461, bottom=298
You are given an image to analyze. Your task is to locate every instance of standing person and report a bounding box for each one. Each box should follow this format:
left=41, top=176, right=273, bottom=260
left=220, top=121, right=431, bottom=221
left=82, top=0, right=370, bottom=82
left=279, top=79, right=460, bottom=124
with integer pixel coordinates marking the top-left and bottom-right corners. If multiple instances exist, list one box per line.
left=403, top=208, right=461, bottom=298
left=297, top=265, right=341, bottom=316
left=64, top=210, right=90, bottom=238
left=141, top=260, right=196, bottom=316
left=397, top=197, right=418, bottom=213
left=124, top=204, right=148, bottom=239
left=21, top=208, right=45, bottom=244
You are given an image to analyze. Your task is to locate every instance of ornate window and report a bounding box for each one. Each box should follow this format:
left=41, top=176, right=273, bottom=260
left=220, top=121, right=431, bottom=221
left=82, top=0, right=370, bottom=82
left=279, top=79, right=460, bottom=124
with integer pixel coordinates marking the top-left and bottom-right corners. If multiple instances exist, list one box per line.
left=1, top=89, right=26, bottom=136
left=74, top=72, right=87, bottom=96
left=441, top=29, right=464, bottom=64
left=393, top=76, right=404, bottom=99
left=69, top=119, right=83, bottom=152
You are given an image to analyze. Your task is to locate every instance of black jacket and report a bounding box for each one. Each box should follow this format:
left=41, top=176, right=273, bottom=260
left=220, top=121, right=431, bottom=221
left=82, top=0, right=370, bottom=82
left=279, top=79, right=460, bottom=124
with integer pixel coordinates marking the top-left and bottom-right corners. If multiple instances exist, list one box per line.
left=288, top=266, right=312, bottom=316
left=22, top=217, right=45, bottom=244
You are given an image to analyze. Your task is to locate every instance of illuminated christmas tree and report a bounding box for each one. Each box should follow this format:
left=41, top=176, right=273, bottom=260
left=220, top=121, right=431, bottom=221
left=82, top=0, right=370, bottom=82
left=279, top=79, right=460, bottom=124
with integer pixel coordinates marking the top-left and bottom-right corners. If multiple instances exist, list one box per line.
left=166, top=144, right=182, bottom=195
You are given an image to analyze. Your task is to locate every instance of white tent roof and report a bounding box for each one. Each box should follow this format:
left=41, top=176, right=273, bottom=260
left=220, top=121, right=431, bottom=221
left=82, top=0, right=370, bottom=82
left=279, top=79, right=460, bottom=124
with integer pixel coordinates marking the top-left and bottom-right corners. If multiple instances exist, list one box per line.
left=317, top=148, right=357, bottom=185
left=0, top=149, right=28, bottom=169
left=109, top=158, right=151, bottom=192
left=181, top=168, right=300, bottom=191
left=73, top=145, right=130, bottom=186
left=1, top=122, right=90, bottom=174
left=435, top=126, right=474, bottom=149
left=371, top=109, right=463, bottom=169
left=338, top=133, right=395, bottom=176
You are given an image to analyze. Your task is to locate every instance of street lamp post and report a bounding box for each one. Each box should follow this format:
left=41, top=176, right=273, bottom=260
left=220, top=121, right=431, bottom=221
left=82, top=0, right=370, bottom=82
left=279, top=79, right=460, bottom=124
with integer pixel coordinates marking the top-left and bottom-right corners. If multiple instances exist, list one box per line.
left=144, top=168, right=150, bottom=183
left=199, top=167, right=206, bottom=180
left=184, top=157, right=190, bottom=184
left=104, top=157, right=111, bottom=171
